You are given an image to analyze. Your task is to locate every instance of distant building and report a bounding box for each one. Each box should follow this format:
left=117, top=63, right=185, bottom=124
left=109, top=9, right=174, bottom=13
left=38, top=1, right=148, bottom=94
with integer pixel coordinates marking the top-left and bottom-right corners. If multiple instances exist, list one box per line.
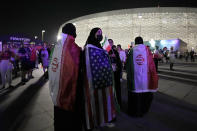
left=58, top=7, right=197, bottom=51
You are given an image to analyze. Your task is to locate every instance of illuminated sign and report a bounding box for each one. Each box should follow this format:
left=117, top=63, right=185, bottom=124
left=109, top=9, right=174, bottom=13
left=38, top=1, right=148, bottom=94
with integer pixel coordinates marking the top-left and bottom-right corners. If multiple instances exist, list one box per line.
left=144, top=39, right=180, bottom=51
left=159, top=39, right=180, bottom=51
left=10, top=37, right=31, bottom=42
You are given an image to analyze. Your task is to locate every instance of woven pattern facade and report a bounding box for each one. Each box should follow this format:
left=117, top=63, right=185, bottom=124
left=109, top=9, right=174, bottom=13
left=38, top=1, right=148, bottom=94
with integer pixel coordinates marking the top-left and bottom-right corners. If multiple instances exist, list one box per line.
left=59, top=7, right=197, bottom=50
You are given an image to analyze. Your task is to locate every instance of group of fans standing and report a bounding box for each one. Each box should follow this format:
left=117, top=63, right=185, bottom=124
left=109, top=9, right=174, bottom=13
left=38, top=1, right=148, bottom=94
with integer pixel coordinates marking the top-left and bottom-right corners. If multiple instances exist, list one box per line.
left=153, top=46, right=196, bottom=71
left=1, top=22, right=195, bottom=131
left=48, top=23, right=158, bottom=131
left=0, top=42, right=52, bottom=90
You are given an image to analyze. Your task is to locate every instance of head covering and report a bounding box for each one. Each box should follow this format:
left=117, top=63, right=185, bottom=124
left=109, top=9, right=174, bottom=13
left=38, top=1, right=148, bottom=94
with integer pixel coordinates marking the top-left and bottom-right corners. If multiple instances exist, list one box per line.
left=135, top=36, right=143, bottom=45
left=85, top=27, right=102, bottom=49
left=62, top=23, right=77, bottom=38
left=117, top=44, right=121, bottom=49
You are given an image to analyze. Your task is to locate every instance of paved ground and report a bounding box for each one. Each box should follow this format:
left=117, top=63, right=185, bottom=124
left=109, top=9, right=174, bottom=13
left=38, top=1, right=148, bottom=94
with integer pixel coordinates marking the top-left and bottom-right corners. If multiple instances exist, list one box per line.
left=0, top=62, right=197, bottom=131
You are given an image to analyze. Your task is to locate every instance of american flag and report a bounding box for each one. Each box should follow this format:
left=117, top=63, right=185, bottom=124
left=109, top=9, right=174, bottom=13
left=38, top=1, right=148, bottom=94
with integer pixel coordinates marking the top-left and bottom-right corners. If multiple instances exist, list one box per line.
left=88, top=47, right=113, bottom=89
left=84, top=45, right=116, bottom=129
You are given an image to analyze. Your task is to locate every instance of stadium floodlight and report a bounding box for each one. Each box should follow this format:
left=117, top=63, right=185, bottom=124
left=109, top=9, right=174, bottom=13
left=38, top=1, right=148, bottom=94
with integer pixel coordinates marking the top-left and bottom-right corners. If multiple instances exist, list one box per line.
left=150, top=39, right=155, bottom=48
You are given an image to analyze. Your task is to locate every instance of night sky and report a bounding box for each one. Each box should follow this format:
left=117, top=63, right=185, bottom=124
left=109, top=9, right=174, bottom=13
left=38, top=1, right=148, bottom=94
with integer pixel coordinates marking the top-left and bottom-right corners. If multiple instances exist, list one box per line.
left=0, top=0, right=197, bottom=43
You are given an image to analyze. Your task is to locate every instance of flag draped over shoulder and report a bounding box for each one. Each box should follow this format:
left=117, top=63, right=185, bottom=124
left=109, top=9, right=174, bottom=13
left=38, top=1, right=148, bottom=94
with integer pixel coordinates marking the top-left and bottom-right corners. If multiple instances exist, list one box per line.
left=84, top=44, right=116, bottom=129
left=101, top=36, right=111, bottom=52
left=126, top=44, right=158, bottom=93
left=49, top=33, right=81, bottom=111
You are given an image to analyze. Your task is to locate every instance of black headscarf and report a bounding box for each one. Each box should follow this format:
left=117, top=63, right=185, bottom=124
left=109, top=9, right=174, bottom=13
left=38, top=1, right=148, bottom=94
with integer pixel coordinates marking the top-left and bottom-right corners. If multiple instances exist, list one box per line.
left=85, top=27, right=102, bottom=49
left=62, top=23, right=77, bottom=38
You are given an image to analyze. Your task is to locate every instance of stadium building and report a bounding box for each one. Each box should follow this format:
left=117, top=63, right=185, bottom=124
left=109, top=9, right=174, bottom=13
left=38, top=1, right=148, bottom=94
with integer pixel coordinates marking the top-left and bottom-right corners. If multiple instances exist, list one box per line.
left=58, top=7, right=197, bottom=52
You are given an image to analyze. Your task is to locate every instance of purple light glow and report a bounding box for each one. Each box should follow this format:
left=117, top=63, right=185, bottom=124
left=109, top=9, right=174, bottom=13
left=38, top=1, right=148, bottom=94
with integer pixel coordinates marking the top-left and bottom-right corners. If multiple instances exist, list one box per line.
left=160, top=39, right=180, bottom=51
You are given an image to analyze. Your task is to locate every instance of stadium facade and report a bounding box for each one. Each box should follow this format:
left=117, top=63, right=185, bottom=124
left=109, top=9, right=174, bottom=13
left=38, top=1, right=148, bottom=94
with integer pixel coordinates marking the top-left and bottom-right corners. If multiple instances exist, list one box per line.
left=58, top=7, right=197, bottom=51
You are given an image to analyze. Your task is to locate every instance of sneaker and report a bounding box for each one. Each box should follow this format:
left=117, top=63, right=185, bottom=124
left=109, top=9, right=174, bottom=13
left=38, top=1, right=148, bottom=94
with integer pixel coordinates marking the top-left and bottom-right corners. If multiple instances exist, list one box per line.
left=23, top=79, right=28, bottom=82
left=8, top=85, right=14, bottom=88
left=21, top=79, right=27, bottom=84
left=21, top=81, right=26, bottom=85
left=110, top=117, right=117, bottom=122
left=104, top=123, right=115, bottom=128
left=0, top=86, right=5, bottom=90
left=29, top=76, right=34, bottom=79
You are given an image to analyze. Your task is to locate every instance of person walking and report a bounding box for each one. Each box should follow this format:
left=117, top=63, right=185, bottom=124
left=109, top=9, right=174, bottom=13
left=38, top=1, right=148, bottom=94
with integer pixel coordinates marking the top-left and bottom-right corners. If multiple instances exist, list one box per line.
left=29, top=43, right=37, bottom=78
left=0, top=44, right=14, bottom=89
left=35, top=47, right=39, bottom=69
left=18, top=43, right=29, bottom=84
left=40, top=43, right=49, bottom=77
left=165, top=50, right=170, bottom=64
left=153, top=46, right=159, bottom=72
left=169, top=46, right=176, bottom=70
left=126, top=36, right=158, bottom=117
left=190, top=49, right=195, bottom=62
left=185, top=50, right=189, bottom=62
left=117, top=44, right=126, bottom=70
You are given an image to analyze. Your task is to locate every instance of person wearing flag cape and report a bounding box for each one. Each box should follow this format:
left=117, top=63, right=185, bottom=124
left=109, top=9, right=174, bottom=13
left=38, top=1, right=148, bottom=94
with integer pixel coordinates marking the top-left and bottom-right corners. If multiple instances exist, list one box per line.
left=49, top=23, right=83, bottom=131
left=126, top=36, right=158, bottom=117
left=83, top=28, right=117, bottom=130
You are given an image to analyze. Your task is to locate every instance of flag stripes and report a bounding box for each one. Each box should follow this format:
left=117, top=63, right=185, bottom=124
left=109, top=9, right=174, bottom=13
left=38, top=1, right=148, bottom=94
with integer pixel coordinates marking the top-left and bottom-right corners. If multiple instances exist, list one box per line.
left=84, top=44, right=116, bottom=129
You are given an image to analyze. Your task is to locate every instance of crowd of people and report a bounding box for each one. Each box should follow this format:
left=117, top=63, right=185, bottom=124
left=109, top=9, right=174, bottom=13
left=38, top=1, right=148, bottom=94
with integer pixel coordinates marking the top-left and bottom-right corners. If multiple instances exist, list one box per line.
left=1, top=22, right=196, bottom=131
left=49, top=23, right=158, bottom=131
left=0, top=42, right=52, bottom=90
left=152, top=46, right=196, bottom=71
